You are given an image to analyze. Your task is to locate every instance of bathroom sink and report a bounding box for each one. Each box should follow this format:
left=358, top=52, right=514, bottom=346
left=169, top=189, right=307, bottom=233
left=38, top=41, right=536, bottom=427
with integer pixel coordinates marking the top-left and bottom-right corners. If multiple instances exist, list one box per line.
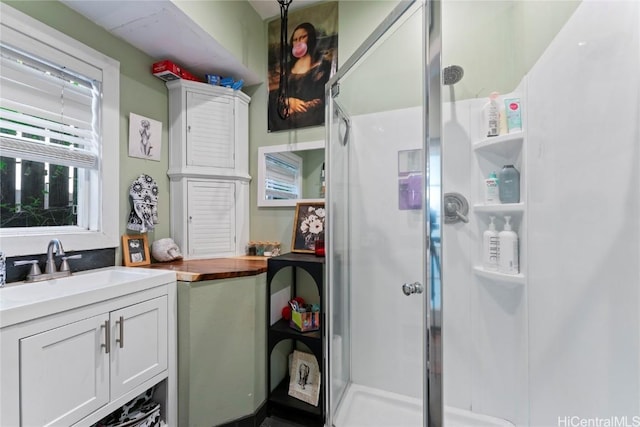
left=0, top=266, right=176, bottom=328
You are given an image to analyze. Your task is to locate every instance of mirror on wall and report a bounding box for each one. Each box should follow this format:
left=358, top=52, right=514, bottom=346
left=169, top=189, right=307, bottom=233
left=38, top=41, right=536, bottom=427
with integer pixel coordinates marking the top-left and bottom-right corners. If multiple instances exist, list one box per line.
left=257, top=140, right=325, bottom=207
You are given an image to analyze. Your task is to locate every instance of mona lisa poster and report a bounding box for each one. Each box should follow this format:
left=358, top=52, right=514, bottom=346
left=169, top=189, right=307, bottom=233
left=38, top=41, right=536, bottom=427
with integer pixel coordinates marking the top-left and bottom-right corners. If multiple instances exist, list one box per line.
left=267, top=2, right=338, bottom=132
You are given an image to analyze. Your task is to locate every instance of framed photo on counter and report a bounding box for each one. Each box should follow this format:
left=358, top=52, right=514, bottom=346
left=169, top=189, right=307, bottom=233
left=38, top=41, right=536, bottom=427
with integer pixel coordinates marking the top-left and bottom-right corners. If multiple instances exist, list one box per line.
left=122, top=234, right=151, bottom=267
left=291, top=202, right=325, bottom=253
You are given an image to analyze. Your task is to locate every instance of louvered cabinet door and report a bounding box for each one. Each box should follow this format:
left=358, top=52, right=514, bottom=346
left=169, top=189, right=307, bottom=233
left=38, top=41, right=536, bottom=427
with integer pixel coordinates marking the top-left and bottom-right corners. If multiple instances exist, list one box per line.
left=186, top=179, right=236, bottom=258
left=185, top=91, right=234, bottom=170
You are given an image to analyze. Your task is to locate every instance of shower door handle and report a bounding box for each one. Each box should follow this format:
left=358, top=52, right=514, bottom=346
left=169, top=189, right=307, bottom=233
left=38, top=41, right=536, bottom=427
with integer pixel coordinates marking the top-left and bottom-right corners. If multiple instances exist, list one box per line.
left=402, top=282, right=423, bottom=296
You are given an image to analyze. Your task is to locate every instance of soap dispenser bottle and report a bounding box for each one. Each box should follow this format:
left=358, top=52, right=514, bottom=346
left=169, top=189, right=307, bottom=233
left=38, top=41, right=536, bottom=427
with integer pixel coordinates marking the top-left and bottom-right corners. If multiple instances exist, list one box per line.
left=484, top=171, right=499, bottom=204
left=483, top=216, right=499, bottom=271
left=498, top=215, right=519, bottom=274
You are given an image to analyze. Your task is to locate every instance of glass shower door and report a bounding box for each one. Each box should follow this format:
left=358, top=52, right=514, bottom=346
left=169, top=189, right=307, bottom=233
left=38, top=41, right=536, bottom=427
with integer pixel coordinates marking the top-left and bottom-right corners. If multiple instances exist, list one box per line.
left=325, top=2, right=434, bottom=426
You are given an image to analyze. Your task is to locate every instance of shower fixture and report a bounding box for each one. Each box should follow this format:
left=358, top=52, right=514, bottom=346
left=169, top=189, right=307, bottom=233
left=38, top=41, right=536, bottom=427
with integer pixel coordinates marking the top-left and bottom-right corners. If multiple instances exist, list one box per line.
left=443, top=192, right=469, bottom=224
left=443, top=65, right=464, bottom=85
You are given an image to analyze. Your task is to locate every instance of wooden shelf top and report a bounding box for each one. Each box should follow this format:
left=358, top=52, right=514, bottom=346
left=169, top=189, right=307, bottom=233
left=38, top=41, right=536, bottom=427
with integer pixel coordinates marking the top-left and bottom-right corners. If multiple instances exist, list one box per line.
left=142, top=256, right=268, bottom=282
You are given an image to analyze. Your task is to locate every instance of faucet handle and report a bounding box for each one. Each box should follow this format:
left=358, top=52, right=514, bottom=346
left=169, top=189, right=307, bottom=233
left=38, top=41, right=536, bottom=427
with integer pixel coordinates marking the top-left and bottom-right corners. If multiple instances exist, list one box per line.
left=60, top=254, right=82, bottom=272
left=14, top=260, right=42, bottom=277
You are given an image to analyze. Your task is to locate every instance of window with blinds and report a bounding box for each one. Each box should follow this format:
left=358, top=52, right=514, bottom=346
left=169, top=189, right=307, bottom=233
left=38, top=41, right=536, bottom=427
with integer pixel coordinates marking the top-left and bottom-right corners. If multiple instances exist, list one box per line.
left=264, top=151, right=303, bottom=200
left=0, top=3, right=119, bottom=256
left=0, top=43, right=100, bottom=228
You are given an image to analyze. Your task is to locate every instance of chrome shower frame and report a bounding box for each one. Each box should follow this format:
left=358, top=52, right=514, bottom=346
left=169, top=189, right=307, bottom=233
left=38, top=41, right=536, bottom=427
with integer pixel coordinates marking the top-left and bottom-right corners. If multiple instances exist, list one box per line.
left=324, top=0, right=443, bottom=425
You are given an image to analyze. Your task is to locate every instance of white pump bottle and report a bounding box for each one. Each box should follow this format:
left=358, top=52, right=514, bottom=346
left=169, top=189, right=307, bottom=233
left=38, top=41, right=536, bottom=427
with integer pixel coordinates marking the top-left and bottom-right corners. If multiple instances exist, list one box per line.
left=483, top=216, right=499, bottom=271
left=498, top=216, right=519, bottom=274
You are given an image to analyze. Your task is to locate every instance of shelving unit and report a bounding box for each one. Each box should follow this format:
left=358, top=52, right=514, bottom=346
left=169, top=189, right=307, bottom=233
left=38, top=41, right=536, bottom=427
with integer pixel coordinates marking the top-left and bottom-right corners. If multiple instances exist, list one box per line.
left=266, top=253, right=325, bottom=426
left=472, top=103, right=526, bottom=284
left=166, top=79, right=251, bottom=259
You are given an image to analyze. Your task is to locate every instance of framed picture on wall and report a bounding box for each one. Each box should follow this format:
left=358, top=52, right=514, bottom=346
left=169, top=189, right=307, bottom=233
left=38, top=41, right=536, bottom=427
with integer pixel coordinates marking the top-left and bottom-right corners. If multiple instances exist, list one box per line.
left=267, top=1, right=338, bottom=132
left=288, top=350, right=321, bottom=406
left=122, top=234, right=151, bottom=267
left=291, top=202, right=325, bottom=253
left=128, top=113, right=162, bottom=161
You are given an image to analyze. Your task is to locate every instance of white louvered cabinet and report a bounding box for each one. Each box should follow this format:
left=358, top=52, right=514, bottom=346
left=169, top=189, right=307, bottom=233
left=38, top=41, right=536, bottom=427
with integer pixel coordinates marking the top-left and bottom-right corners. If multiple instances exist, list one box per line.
left=167, top=80, right=251, bottom=259
left=167, top=79, right=250, bottom=179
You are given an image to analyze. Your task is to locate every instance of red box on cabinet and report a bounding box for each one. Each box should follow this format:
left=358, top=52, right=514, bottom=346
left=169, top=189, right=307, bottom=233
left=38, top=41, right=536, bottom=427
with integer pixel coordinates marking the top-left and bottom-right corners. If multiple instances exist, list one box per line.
left=152, top=60, right=182, bottom=81
left=152, top=60, right=202, bottom=82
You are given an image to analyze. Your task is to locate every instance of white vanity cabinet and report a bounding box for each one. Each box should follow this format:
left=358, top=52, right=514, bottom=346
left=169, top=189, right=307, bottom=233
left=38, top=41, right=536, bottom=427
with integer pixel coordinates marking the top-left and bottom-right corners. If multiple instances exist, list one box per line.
left=166, top=80, right=251, bottom=259
left=0, top=267, right=177, bottom=427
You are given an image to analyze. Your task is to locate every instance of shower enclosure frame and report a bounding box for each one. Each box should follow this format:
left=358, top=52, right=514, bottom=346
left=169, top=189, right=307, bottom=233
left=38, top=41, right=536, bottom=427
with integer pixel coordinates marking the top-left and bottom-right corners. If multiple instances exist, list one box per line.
left=324, top=1, right=443, bottom=425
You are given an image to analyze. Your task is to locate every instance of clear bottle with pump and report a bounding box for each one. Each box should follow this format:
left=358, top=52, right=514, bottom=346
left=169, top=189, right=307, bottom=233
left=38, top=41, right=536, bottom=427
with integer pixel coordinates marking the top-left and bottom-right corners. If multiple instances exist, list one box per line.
left=483, top=216, right=499, bottom=271
left=483, top=92, right=500, bottom=137
left=498, top=216, right=519, bottom=274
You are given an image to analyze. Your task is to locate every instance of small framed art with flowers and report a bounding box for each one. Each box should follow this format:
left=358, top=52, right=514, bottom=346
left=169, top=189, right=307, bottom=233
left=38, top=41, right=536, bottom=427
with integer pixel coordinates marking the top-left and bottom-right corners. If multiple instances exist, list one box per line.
left=291, top=202, right=325, bottom=253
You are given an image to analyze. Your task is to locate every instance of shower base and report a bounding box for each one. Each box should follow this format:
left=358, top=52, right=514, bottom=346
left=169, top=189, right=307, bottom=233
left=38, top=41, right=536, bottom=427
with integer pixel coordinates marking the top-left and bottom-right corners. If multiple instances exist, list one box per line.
left=333, top=383, right=514, bottom=427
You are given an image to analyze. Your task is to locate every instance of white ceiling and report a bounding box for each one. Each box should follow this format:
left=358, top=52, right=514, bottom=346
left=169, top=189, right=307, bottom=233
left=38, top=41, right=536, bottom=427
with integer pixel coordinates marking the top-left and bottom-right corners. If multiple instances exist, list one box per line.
left=60, top=0, right=325, bottom=85
left=60, top=0, right=321, bottom=86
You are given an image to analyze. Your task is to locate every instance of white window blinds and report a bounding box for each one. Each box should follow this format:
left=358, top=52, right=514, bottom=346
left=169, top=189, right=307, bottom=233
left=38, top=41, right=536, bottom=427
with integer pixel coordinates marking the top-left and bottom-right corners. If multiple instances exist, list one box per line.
left=0, top=42, right=101, bottom=170
left=264, top=152, right=302, bottom=200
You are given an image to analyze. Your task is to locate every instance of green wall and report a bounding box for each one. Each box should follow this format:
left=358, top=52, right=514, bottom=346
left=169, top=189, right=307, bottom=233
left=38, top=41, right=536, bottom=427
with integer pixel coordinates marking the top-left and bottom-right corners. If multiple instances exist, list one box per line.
left=1, top=0, right=579, bottom=256
left=248, top=1, right=400, bottom=251
left=3, top=0, right=171, bottom=263
left=442, top=0, right=580, bottom=101
left=2, top=0, right=401, bottom=257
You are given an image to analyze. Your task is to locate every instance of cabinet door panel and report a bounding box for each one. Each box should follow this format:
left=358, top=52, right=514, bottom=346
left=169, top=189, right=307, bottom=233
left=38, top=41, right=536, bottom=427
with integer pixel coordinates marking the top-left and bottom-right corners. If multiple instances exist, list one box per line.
left=186, top=91, right=234, bottom=169
left=110, top=296, right=168, bottom=398
left=187, top=180, right=236, bottom=257
left=20, top=314, right=109, bottom=427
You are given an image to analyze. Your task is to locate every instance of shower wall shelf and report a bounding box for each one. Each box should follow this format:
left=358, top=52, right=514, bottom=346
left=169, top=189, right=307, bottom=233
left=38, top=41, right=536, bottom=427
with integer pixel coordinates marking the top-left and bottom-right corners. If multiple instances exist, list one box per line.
left=473, top=203, right=525, bottom=213
left=266, top=253, right=325, bottom=426
left=472, top=132, right=524, bottom=152
left=471, top=95, right=526, bottom=292
left=473, top=266, right=525, bottom=285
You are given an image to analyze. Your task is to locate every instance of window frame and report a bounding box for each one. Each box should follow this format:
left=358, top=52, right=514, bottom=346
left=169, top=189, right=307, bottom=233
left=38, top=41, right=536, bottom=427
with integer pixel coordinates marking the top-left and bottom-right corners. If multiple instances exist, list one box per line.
left=0, top=4, right=120, bottom=257
left=257, top=140, right=325, bottom=207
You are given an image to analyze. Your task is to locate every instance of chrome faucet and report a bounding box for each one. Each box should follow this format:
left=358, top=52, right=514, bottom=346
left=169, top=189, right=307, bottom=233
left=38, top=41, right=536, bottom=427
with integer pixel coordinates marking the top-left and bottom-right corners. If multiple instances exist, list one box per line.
left=13, top=239, right=81, bottom=283
left=45, top=239, right=65, bottom=274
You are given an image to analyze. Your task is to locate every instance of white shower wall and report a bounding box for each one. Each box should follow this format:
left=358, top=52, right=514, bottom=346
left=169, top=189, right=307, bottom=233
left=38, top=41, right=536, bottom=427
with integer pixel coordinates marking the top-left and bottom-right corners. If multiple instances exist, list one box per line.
left=526, top=0, right=640, bottom=423
left=441, top=0, right=640, bottom=425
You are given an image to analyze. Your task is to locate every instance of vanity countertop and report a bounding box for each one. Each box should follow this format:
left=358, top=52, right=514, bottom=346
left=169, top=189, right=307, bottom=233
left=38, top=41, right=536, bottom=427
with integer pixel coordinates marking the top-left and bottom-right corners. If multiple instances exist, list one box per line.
left=142, top=256, right=268, bottom=282
left=0, top=267, right=176, bottom=328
